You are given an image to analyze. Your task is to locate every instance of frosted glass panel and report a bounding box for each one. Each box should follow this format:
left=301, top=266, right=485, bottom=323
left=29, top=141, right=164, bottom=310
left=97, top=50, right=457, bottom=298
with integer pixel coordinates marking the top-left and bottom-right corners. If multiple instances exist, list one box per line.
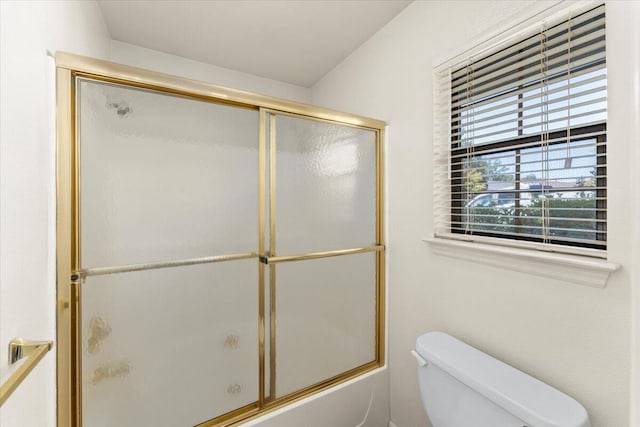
left=81, top=259, right=258, bottom=427
left=79, top=79, right=259, bottom=268
left=275, top=115, right=376, bottom=254
left=275, top=253, right=376, bottom=398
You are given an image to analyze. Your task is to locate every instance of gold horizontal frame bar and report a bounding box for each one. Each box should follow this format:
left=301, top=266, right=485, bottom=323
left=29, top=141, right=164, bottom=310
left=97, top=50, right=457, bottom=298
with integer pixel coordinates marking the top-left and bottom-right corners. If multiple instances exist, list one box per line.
left=55, top=52, right=386, bottom=130
left=1, top=339, right=54, bottom=407
left=261, top=107, right=380, bottom=131
left=78, top=252, right=259, bottom=278
left=263, top=246, right=384, bottom=265
left=194, top=402, right=261, bottom=427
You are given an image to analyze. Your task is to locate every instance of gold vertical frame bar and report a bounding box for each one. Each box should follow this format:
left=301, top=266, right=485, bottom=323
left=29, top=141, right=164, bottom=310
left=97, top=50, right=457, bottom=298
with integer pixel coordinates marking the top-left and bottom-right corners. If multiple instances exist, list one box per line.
left=376, top=128, right=386, bottom=366
left=56, top=66, right=73, bottom=427
left=56, top=68, right=81, bottom=427
left=73, top=73, right=84, bottom=427
left=268, top=113, right=277, bottom=399
left=258, top=109, right=266, bottom=406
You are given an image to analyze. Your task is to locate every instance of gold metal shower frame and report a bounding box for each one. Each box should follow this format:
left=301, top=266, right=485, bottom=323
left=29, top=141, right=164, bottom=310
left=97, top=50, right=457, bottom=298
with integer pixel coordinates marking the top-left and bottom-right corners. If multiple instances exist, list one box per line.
left=56, top=52, right=385, bottom=427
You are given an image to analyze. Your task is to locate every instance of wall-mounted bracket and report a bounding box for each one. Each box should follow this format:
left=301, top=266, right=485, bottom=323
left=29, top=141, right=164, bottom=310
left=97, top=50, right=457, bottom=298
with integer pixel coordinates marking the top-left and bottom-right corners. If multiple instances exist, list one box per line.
left=1, top=338, right=54, bottom=407
left=9, top=338, right=53, bottom=365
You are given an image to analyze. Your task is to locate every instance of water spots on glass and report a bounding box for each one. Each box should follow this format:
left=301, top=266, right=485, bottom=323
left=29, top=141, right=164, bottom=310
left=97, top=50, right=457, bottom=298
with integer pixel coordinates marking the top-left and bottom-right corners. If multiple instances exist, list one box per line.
left=90, top=360, right=131, bottom=385
left=87, top=316, right=111, bottom=354
left=224, top=334, right=240, bottom=349
left=227, top=384, right=242, bottom=395
left=106, top=99, right=133, bottom=118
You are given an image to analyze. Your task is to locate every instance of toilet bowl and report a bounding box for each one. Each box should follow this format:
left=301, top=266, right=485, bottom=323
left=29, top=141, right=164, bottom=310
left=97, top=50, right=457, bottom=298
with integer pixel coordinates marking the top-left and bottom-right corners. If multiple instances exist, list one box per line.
left=412, top=332, right=591, bottom=427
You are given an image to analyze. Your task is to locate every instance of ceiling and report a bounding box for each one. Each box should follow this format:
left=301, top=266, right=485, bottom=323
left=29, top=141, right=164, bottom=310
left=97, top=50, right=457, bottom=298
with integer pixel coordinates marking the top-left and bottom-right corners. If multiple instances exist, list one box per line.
left=98, top=0, right=412, bottom=87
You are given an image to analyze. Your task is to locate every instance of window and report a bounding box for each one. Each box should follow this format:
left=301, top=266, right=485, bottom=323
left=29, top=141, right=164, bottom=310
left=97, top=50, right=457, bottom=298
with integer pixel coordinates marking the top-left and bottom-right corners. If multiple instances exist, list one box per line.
left=434, top=4, right=606, bottom=255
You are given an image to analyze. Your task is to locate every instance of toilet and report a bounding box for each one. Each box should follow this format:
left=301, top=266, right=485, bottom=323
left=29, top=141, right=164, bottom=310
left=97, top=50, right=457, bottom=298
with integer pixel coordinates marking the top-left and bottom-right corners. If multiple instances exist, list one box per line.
left=412, top=332, right=591, bottom=427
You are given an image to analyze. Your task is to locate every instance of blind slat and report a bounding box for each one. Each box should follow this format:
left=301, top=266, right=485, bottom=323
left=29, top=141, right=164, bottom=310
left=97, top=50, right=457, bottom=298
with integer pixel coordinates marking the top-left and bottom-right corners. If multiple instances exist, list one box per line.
left=452, top=108, right=607, bottom=142
left=445, top=228, right=607, bottom=246
left=448, top=187, right=607, bottom=196
left=450, top=5, right=606, bottom=80
left=448, top=132, right=606, bottom=160
left=451, top=34, right=605, bottom=100
left=450, top=63, right=606, bottom=111
left=451, top=20, right=606, bottom=87
left=451, top=72, right=606, bottom=121
left=450, top=93, right=606, bottom=135
left=451, top=48, right=605, bottom=105
left=447, top=153, right=606, bottom=173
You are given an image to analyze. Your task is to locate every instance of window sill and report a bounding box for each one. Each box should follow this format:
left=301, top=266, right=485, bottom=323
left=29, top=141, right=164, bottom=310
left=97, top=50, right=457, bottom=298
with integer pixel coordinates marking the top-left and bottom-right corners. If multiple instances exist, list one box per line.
left=423, top=237, right=620, bottom=288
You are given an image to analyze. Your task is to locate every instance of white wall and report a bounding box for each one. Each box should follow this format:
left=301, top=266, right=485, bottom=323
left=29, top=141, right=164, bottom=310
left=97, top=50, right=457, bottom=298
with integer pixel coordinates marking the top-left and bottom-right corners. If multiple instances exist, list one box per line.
left=312, top=1, right=636, bottom=427
left=629, top=3, right=640, bottom=426
left=0, top=1, right=110, bottom=426
left=110, top=41, right=311, bottom=104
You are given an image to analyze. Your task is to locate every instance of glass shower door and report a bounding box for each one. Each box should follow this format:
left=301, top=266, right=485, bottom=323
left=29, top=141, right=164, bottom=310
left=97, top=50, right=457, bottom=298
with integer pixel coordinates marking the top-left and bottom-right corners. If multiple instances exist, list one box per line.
left=266, top=113, right=380, bottom=399
left=77, top=79, right=260, bottom=427
left=70, top=74, right=384, bottom=426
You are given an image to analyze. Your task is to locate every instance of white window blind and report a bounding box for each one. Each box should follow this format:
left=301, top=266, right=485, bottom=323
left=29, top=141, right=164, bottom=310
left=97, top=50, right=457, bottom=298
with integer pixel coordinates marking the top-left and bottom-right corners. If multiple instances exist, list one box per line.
left=433, top=3, right=607, bottom=257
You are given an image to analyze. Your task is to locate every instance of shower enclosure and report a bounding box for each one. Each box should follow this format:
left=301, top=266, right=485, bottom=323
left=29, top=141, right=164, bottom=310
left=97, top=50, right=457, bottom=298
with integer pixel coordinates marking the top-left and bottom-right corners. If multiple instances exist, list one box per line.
left=56, top=53, right=385, bottom=426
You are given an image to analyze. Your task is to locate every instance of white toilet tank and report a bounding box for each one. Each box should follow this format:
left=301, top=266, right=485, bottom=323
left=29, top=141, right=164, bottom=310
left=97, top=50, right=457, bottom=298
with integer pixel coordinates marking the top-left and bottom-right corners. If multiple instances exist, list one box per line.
left=413, top=332, right=591, bottom=427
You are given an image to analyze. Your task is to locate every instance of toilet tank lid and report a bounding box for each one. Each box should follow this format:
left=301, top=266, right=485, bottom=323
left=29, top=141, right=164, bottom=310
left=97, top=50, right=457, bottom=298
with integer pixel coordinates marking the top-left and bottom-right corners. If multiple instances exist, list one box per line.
left=415, top=332, right=590, bottom=427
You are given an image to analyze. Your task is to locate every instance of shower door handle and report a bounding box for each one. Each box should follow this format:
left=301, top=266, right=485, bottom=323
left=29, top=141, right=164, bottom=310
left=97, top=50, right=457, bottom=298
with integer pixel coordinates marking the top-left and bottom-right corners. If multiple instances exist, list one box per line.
left=260, top=245, right=384, bottom=264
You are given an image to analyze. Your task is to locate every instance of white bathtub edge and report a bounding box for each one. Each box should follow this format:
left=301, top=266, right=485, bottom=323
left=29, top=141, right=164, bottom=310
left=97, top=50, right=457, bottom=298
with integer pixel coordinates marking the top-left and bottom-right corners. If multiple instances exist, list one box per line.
left=241, top=366, right=389, bottom=427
